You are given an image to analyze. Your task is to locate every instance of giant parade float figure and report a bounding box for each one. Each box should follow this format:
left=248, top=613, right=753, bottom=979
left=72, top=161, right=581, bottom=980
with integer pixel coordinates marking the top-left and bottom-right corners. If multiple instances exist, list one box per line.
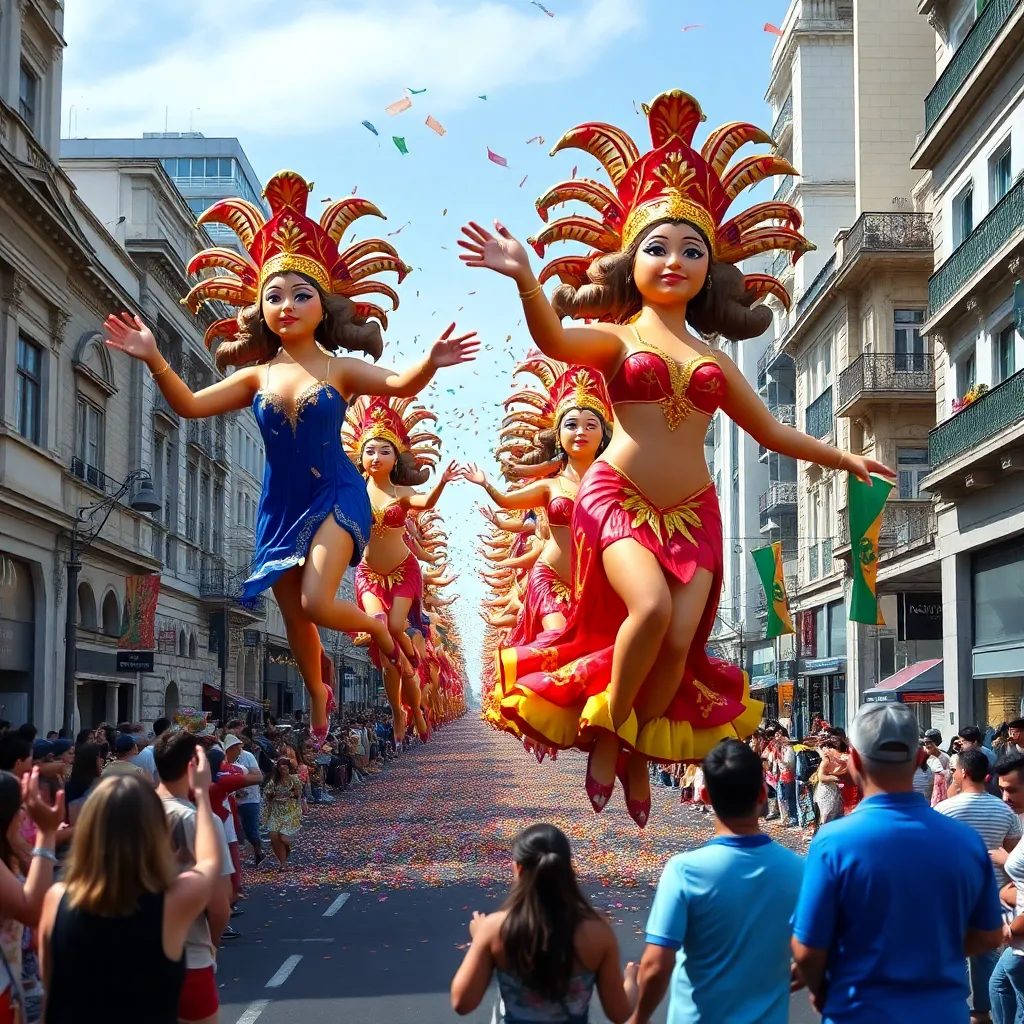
left=460, top=90, right=892, bottom=824
left=102, top=169, right=478, bottom=745
left=342, top=396, right=460, bottom=742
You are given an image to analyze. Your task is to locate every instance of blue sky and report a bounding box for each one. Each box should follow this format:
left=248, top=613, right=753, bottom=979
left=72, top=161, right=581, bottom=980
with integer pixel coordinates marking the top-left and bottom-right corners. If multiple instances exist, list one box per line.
left=62, top=0, right=791, bottom=688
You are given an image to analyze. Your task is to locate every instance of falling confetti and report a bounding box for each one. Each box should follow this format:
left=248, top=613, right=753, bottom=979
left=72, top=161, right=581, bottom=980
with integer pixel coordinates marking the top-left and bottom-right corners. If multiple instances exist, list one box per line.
left=442, top=209, right=448, bottom=216
left=531, top=0, right=555, bottom=14
left=487, top=148, right=509, bottom=168
left=764, top=22, right=783, bottom=36
left=393, top=136, right=409, bottom=155
left=386, top=97, right=413, bottom=115
left=426, top=115, right=447, bottom=136
left=387, top=222, right=411, bottom=237
left=361, top=120, right=379, bottom=135
left=681, top=24, right=704, bottom=31
left=407, top=87, right=428, bottom=94
left=525, top=136, right=545, bottom=145
left=519, top=175, right=528, bottom=188
left=478, top=95, right=488, bottom=101
left=571, top=165, right=577, bottom=178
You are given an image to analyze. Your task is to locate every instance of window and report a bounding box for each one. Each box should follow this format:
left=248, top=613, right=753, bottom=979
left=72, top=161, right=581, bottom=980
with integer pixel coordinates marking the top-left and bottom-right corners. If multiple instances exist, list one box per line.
left=18, top=62, right=38, bottom=132
left=897, top=447, right=929, bottom=499
left=894, top=310, right=926, bottom=371
left=990, top=141, right=1012, bottom=205
left=950, top=1, right=976, bottom=49
left=75, top=398, right=104, bottom=479
left=996, top=325, right=1016, bottom=384
left=958, top=349, right=977, bottom=399
left=953, top=184, right=974, bottom=247
left=15, top=336, right=42, bottom=444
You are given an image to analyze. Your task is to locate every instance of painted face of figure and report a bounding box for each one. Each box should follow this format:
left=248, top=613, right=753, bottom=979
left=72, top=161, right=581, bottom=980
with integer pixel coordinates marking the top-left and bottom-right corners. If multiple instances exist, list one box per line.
left=362, top=439, right=397, bottom=476
left=261, top=273, right=323, bottom=338
left=631, top=221, right=710, bottom=306
left=558, top=408, right=604, bottom=459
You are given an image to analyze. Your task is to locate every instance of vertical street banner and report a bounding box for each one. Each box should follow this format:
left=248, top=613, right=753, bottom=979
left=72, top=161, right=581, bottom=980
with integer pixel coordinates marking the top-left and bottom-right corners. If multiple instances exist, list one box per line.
left=751, top=541, right=795, bottom=638
left=119, top=573, right=160, bottom=649
left=847, top=473, right=895, bottom=624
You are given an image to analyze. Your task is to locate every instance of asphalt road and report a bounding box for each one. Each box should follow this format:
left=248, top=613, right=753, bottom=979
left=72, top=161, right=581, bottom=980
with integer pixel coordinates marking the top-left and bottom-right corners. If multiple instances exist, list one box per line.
left=215, top=717, right=819, bottom=1024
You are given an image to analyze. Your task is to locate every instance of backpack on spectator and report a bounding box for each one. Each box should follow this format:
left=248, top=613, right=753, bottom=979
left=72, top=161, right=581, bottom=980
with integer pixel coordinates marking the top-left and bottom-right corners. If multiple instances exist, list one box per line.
left=796, top=748, right=822, bottom=784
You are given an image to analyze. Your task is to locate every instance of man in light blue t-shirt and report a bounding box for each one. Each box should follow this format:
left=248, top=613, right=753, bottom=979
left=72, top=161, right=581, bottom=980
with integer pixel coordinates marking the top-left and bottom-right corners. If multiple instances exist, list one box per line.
left=631, top=738, right=804, bottom=1024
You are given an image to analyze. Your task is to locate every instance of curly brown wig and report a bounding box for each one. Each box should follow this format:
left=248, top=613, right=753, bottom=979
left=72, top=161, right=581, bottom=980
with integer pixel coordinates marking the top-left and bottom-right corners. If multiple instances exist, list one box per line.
left=360, top=442, right=430, bottom=487
left=213, top=272, right=385, bottom=371
left=519, top=408, right=613, bottom=469
left=550, top=220, right=772, bottom=341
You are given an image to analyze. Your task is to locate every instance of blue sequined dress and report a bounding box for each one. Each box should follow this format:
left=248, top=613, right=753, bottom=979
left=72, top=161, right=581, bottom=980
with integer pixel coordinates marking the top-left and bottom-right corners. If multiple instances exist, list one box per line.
left=240, top=372, right=371, bottom=605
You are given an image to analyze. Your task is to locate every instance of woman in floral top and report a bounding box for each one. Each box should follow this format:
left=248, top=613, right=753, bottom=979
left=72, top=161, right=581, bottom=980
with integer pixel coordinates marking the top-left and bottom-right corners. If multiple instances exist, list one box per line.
left=262, top=760, right=302, bottom=867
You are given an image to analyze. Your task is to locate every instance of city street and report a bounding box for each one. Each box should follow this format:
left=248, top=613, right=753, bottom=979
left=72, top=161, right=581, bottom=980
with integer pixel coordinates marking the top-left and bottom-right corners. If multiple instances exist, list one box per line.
left=216, top=716, right=817, bottom=1024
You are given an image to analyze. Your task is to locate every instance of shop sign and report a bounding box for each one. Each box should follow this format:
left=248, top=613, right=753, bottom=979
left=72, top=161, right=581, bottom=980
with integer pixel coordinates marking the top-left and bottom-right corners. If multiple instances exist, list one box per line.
left=900, top=592, right=942, bottom=641
left=116, top=650, right=155, bottom=673
left=802, top=657, right=846, bottom=675
left=0, top=619, right=32, bottom=673
left=864, top=691, right=899, bottom=704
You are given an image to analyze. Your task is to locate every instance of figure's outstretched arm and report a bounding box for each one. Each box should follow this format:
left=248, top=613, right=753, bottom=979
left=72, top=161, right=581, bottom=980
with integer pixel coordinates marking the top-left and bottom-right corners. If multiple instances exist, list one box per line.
left=717, top=353, right=895, bottom=483
left=337, top=323, right=480, bottom=400
left=103, top=313, right=259, bottom=419
left=494, top=540, right=543, bottom=571
left=479, top=507, right=536, bottom=533
left=459, top=220, right=624, bottom=370
left=403, top=462, right=461, bottom=511
left=461, top=465, right=550, bottom=511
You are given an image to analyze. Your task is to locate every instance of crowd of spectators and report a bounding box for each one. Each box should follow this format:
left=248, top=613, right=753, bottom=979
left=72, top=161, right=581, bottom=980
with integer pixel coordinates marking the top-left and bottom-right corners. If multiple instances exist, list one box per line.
left=0, top=703, right=418, bottom=1023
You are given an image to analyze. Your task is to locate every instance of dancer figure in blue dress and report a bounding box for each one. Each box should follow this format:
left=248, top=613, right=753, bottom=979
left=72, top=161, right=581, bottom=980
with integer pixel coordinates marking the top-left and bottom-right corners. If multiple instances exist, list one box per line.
left=102, top=170, right=479, bottom=744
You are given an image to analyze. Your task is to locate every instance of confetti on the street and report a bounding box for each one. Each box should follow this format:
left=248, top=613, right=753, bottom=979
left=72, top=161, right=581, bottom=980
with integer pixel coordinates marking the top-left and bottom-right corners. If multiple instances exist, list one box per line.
left=488, top=148, right=508, bottom=167
left=386, top=97, right=413, bottom=116
left=393, top=136, right=409, bottom=155
left=243, top=717, right=808, bottom=894
left=426, top=115, right=447, bottom=136
left=361, top=120, right=379, bottom=135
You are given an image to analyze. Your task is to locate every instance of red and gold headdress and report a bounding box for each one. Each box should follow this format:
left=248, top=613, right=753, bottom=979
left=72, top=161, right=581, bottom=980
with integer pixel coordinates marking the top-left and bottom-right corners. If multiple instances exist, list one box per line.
left=182, top=169, right=410, bottom=348
left=498, top=353, right=612, bottom=462
left=342, top=396, right=441, bottom=469
left=528, top=90, right=813, bottom=312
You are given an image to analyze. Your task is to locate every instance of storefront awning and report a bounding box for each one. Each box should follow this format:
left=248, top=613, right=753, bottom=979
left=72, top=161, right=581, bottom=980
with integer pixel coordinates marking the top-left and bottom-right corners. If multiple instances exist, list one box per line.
left=863, top=658, right=943, bottom=704
left=800, top=657, right=847, bottom=676
left=201, top=684, right=264, bottom=711
left=749, top=675, right=777, bottom=692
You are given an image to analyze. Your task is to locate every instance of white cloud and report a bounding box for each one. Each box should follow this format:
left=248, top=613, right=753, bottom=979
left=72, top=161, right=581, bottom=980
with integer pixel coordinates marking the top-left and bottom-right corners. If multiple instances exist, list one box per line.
left=62, top=0, right=641, bottom=139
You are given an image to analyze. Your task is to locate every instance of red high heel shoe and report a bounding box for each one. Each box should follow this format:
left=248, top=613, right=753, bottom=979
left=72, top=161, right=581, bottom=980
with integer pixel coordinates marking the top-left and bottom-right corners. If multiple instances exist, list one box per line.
left=616, top=754, right=651, bottom=829
left=585, top=742, right=614, bottom=813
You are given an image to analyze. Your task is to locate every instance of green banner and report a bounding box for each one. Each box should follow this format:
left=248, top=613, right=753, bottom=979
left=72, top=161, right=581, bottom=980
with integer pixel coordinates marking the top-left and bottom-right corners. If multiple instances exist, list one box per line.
left=751, top=541, right=795, bottom=638
left=847, top=473, right=894, bottom=624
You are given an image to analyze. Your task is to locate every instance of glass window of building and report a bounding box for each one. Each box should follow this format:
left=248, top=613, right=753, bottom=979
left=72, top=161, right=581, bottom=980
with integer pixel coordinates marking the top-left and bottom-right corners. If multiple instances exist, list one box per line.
left=953, top=183, right=974, bottom=247
left=894, top=310, right=926, bottom=371
left=974, top=540, right=1024, bottom=646
left=989, top=141, right=1012, bottom=206
left=996, top=325, right=1016, bottom=384
left=18, top=62, right=39, bottom=132
left=75, top=398, right=104, bottom=475
left=15, top=335, right=42, bottom=444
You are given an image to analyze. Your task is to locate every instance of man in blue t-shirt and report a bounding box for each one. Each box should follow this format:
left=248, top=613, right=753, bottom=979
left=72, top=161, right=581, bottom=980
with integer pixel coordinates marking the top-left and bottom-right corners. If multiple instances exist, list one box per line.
left=631, top=738, right=804, bottom=1023
left=791, top=702, right=1004, bottom=1024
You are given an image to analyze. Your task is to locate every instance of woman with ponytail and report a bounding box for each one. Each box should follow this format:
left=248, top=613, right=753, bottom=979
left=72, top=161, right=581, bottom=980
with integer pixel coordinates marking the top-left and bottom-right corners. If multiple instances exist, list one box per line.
left=451, top=823, right=636, bottom=1022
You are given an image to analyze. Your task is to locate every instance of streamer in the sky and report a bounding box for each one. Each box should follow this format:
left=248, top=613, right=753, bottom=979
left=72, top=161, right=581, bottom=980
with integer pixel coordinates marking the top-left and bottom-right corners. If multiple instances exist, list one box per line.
left=393, top=136, right=409, bottom=155
left=426, top=115, right=447, bottom=136
left=386, top=97, right=413, bottom=115
left=361, top=120, right=379, bottom=135
left=487, top=148, right=508, bottom=167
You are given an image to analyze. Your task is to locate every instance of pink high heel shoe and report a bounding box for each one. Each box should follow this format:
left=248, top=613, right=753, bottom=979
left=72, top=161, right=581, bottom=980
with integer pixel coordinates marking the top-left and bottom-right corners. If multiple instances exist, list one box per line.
left=585, top=742, right=614, bottom=813
left=616, top=753, right=651, bottom=829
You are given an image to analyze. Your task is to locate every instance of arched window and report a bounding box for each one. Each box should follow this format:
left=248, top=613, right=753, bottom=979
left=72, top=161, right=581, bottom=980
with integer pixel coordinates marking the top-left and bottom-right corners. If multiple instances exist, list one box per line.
left=188, top=633, right=197, bottom=659
left=77, top=582, right=98, bottom=629
left=101, top=591, right=120, bottom=637
left=178, top=629, right=187, bottom=658
left=164, top=680, right=179, bottom=718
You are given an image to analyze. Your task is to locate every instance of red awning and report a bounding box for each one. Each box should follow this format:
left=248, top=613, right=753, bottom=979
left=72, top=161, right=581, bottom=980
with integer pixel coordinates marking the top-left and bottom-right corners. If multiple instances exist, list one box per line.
left=863, top=658, right=943, bottom=700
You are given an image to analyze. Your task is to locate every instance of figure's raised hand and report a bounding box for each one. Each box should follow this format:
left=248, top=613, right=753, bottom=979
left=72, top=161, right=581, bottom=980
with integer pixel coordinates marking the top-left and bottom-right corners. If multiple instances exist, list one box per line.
left=440, top=460, right=461, bottom=484
left=103, top=313, right=160, bottom=364
left=478, top=505, right=498, bottom=525
left=459, top=221, right=533, bottom=283
left=460, top=463, right=488, bottom=487
left=842, top=454, right=897, bottom=486
left=428, top=323, right=480, bottom=368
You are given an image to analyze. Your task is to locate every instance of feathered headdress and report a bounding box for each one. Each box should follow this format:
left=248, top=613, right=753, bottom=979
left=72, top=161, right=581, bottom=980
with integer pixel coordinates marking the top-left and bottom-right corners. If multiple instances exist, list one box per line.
left=528, top=89, right=813, bottom=312
left=342, top=396, right=440, bottom=469
left=497, top=353, right=612, bottom=463
left=182, top=170, right=410, bottom=348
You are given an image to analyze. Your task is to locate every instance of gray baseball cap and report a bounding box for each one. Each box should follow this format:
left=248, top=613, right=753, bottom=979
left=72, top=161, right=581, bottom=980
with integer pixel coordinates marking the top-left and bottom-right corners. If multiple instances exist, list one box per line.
left=849, top=702, right=919, bottom=763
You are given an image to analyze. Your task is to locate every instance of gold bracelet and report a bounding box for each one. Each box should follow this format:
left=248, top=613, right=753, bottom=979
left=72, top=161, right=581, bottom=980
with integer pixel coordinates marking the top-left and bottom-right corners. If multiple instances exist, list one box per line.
left=837, top=451, right=846, bottom=471
left=518, top=284, right=543, bottom=301
left=149, top=361, right=171, bottom=379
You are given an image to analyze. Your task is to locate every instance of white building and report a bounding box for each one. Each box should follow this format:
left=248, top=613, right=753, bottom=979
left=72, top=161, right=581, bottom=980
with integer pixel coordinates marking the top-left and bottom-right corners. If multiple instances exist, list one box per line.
left=761, top=0, right=938, bottom=733
left=914, top=0, right=1024, bottom=733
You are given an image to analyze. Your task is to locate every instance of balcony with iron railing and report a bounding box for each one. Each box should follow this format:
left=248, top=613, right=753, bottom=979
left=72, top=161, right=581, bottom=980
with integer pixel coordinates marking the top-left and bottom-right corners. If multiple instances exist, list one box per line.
left=809, top=543, right=820, bottom=581
left=924, top=368, right=1024, bottom=488
left=836, top=352, right=935, bottom=418
left=927, top=177, right=1024, bottom=325
left=772, top=249, right=794, bottom=281
left=769, top=401, right=796, bottom=427
left=184, top=514, right=197, bottom=542
left=772, top=94, right=794, bottom=148
left=805, top=386, right=834, bottom=440
left=211, top=428, right=228, bottom=464
left=759, top=481, right=798, bottom=531
left=774, top=175, right=795, bottom=203
left=835, top=499, right=936, bottom=563
left=920, top=0, right=1024, bottom=148
left=69, top=456, right=117, bottom=495
left=186, top=418, right=212, bottom=454
left=200, top=554, right=266, bottom=616
left=795, top=255, right=837, bottom=318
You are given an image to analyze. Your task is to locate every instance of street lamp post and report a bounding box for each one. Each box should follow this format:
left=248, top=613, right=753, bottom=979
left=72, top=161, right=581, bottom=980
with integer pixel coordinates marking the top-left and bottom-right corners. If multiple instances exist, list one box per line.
left=63, top=469, right=161, bottom=736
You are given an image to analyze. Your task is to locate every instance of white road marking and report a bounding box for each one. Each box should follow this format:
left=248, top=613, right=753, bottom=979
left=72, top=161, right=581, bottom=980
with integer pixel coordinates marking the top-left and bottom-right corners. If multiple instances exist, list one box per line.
left=235, top=1000, right=270, bottom=1024
left=265, top=954, right=303, bottom=988
left=280, top=937, right=335, bottom=943
left=323, top=892, right=350, bottom=917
